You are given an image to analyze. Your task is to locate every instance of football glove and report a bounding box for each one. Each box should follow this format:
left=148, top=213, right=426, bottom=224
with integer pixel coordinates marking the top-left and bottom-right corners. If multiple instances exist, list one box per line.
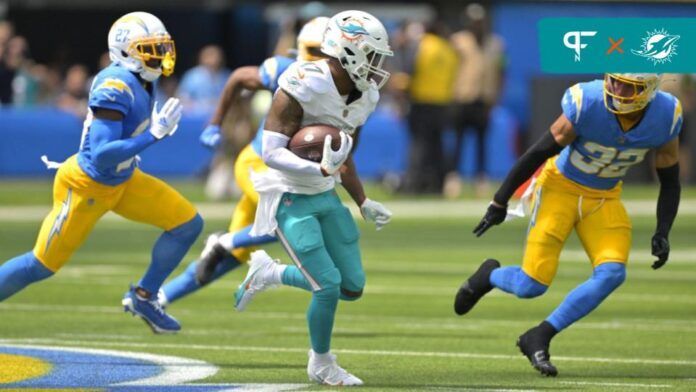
left=473, top=202, right=507, bottom=237
left=361, top=198, right=392, bottom=230
left=651, top=233, right=670, bottom=270
left=320, top=132, right=353, bottom=176
left=149, top=98, right=183, bottom=140
left=200, top=124, right=221, bottom=148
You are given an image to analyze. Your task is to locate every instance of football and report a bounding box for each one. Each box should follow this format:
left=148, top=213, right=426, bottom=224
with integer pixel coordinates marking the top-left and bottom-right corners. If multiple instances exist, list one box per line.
left=289, top=124, right=342, bottom=162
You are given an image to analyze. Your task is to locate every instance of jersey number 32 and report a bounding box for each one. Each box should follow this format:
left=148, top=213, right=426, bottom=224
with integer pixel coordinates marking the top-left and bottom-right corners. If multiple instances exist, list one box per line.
left=570, top=141, right=648, bottom=178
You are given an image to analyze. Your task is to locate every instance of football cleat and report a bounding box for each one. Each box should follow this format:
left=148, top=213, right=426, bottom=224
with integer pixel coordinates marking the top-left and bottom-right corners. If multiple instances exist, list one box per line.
left=234, top=250, right=279, bottom=311
left=156, top=288, right=168, bottom=308
left=517, top=327, right=558, bottom=377
left=122, top=285, right=180, bottom=334
left=195, top=231, right=227, bottom=286
left=454, top=258, right=500, bottom=315
left=307, top=350, right=363, bottom=386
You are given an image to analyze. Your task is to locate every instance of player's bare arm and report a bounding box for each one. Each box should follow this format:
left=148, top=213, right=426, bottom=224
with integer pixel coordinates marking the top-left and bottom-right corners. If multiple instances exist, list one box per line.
left=261, top=89, right=337, bottom=177
left=265, top=89, right=303, bottom=138
left=473, top=114, right=576, bottom=237
left=651, top=137, right=681, bottom=270
left=209, top=66, right=264, bottom=126
left=340, top=127, right=365, bottom=205
left=339, top=128, right=392, bottom=229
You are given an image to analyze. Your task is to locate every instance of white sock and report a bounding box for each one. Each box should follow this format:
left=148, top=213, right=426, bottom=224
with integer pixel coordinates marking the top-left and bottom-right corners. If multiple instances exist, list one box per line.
left=268, top=264, right=286, bottom=285
left=218, top=232, right=234, bottom=251
left=312, top=351, right=333, bottom=364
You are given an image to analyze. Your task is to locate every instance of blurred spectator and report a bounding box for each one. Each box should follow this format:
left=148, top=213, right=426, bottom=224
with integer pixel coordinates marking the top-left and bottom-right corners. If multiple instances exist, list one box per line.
left=273, top=1, right=329, bottom=57
left=56, top=64, right=89, bottom=118
left=659, top=73, right=694, bottom=182
left=0, top=20, right=16, bottom=105
left=401, top=20, right=459, bottom=194
left=7, top=36, right=41, bottom=106
left=447, top=3, right=505, bottom=198
left=177, top=45, right=230, bottom=114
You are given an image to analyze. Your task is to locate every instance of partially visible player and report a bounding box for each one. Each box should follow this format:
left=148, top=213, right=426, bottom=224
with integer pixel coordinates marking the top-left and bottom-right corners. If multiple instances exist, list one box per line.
left=158, top=17, right=329, bottom=306
left=456, top=73, right=681, bottom=376
left=233, top=10, right=393, bottom=386
left=0, top=12, right=201, bottom=334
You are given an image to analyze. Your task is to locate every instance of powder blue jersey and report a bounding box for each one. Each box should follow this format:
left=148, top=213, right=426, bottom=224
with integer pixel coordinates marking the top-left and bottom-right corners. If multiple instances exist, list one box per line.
left=250, top=55, right=295, bottom=155
left=555, top=80, right=682, bottom=190
left=77, top=64, right=154, bottom=185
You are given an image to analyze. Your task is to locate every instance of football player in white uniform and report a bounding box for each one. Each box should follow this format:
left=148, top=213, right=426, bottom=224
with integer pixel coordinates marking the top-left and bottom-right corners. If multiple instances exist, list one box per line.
left=233, top=10, right=393, bottom=386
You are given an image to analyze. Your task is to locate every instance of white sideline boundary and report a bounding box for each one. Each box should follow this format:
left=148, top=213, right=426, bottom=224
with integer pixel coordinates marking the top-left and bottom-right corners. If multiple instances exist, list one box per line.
left=1, top=338, right=695, bottom=367
left=3, top=199, right=696, bottom=221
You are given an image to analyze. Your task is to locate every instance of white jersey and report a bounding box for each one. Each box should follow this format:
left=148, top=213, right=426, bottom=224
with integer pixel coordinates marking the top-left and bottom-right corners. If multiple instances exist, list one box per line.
left=278, top=59, right=379, bottom=135
left=251, top=59, right=380, bottom=237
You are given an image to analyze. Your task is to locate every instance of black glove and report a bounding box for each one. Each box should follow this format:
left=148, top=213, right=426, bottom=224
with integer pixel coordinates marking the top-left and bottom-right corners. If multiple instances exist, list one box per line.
left=473, top=203, right=507, bottom=237
left=651, top=233, right=670, bottom=270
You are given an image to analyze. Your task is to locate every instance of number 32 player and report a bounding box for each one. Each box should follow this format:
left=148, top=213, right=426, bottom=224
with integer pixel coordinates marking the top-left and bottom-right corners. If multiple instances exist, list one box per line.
left=456, top=73, right=681, bottom=376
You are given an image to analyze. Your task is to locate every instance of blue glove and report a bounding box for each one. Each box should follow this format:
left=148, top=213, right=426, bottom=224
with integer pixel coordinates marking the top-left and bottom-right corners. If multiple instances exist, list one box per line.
left=200, top=124, right=221, bottom=149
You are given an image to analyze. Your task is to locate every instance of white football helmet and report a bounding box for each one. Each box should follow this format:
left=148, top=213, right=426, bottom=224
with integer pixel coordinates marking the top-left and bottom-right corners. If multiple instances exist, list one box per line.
left=297, top=16, right=329, bottom=61
left=321, top=10, right=393, bottom=91
left=604, top=73, right=660, bottom=114
left=108, top=12, right=176, bottom=82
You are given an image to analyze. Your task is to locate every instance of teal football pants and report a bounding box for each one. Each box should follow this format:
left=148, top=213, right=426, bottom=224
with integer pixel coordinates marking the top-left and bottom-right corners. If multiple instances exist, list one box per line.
left=275, top=190, right=364, bottom=354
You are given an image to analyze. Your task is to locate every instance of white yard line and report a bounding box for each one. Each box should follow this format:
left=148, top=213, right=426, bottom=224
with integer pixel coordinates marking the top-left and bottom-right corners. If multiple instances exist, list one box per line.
left=559, top=381, right=672, bottom=388
left=4, top=303, right=696, bottom=332
left=3, top=199, right=696, bottom=221
left=1, top=338, right=694, bottom=367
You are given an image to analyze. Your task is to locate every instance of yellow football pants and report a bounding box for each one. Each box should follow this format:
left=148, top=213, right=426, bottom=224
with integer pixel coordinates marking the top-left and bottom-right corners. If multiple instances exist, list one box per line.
left=33, top=155, right=198, bottom=272
left=228, top=145, right=268, bottom=262
left=523, top=170, right=632, bottom=286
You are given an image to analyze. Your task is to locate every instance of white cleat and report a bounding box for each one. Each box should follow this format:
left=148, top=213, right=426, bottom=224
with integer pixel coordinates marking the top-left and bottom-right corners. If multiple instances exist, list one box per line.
left=234, top=250, right=279, bottom=311
left=307, top=350, right=364, bottom=386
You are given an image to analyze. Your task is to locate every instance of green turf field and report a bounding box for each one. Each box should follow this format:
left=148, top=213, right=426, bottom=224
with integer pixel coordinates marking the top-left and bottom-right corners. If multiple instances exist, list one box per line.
left=0, top=180, right=695, bottom=391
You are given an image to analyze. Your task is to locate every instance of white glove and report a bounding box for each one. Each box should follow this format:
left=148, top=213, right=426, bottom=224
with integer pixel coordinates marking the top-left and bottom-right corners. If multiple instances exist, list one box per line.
left=360, top=198, right=392, bottom=230
left=149, top=98, right=183, bottom=139
left=320, top=131, right=353, bottom=176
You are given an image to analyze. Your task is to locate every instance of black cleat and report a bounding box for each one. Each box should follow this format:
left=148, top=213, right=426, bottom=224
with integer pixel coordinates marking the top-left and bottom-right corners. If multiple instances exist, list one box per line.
left=454, top=259, right=500, bottom=315
left=517, top=323, right=559, bottom=377
left=195, top=232, right=228, bottom=286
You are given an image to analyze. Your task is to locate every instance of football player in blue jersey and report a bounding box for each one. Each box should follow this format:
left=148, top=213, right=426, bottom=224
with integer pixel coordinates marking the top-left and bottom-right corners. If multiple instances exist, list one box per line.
left=0, top=12, right=202, bottom=334
left=157, top=17, right=329, bottom=306
left=455, top=73, right=682, bottom=376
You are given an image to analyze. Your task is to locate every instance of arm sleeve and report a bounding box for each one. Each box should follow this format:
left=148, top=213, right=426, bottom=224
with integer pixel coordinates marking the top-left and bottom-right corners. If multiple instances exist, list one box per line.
left=493, top=130, right=564, bottom=205
left=261, top=130, right=323, bottom=176
left=89, top=117, right=157, bottom=171
left=655, top=163, right=681, bottom=237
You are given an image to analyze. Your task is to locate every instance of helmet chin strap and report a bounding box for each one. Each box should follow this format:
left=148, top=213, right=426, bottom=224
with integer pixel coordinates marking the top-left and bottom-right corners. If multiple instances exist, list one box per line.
left=612, top=97, right=643, bottom=114
left=140, top=68, right=162, bottom=82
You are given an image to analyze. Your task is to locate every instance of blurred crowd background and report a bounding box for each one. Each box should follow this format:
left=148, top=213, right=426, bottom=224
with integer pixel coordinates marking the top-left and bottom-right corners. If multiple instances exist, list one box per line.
left=1, top=0, right=695, bottom=200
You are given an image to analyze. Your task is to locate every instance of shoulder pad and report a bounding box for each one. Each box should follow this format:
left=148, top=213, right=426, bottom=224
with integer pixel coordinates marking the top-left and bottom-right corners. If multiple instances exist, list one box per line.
left=278, top=61, right=331, bottom=103
left=561, top=83, right=584, bottom=125
left=667, top=94, right=683, bottom=138
left=89, top=69, right=136, bottom=114
left=259, top=55, right=294, bottom=91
